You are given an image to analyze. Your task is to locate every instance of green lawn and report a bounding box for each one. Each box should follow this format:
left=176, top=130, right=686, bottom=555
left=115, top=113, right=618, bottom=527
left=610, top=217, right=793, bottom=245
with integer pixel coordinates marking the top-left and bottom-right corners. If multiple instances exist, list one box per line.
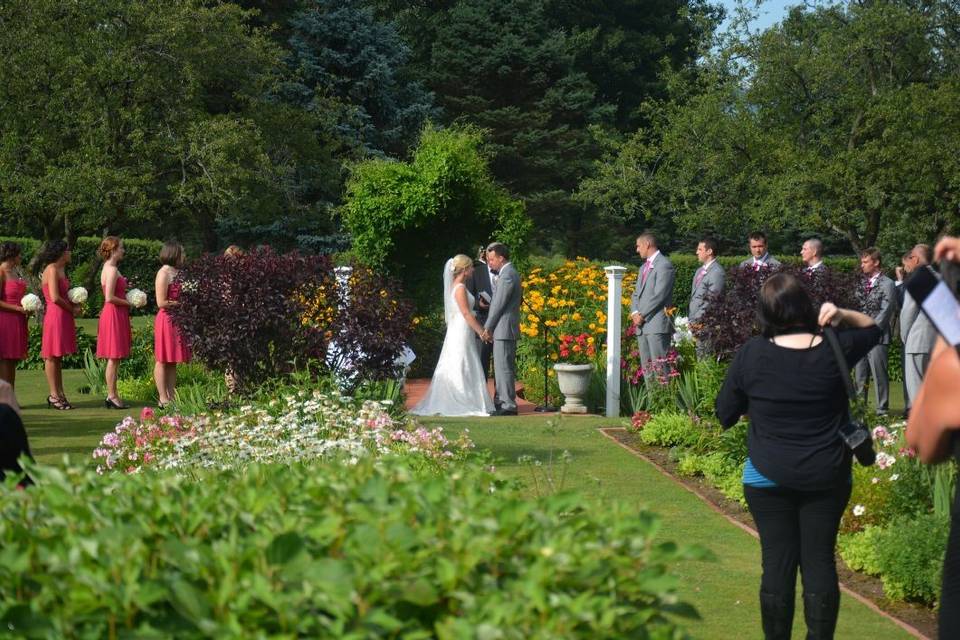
left=15, top=368, right=915, bottom=639
left=75, top=314, right=155, bottom=336
left=421, top=414, right=915, bottom=640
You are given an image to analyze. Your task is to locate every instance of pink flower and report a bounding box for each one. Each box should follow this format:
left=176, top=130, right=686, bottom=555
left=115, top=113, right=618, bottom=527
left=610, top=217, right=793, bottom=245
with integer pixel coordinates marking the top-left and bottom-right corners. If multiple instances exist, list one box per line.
left=140, top=407, right=155, bottom=422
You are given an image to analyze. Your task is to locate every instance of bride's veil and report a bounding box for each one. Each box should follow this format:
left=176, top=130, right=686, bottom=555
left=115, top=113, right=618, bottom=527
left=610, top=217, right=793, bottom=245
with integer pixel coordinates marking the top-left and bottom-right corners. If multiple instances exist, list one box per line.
left=442, top=258, right=456, bottom=325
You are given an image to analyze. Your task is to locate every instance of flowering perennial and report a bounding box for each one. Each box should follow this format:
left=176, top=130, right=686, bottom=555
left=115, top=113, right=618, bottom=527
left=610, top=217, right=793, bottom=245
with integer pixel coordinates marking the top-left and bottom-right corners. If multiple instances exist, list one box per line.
left=93, top=392, right=472, bottom=474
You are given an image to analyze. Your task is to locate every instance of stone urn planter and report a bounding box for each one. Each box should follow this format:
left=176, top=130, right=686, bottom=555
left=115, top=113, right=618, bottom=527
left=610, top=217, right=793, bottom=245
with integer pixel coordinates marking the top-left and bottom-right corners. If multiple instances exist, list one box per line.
left=553, top=363, right=594, bottom=414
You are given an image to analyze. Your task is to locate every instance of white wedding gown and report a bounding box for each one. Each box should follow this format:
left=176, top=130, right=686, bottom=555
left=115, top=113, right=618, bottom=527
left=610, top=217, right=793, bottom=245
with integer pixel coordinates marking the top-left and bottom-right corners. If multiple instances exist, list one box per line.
left=411, top=284, right=494, bottom=417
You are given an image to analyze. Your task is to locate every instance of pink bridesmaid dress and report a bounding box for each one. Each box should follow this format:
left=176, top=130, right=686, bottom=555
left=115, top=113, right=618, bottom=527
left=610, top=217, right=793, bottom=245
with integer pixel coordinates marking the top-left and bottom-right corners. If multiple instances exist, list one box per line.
left=41, top=276, right=77, bottom=358
left=0, top=277, right=28, bottom=360
left=154, top=281, right=191, bottom=363
left=96, top=275, right=131, bottom=359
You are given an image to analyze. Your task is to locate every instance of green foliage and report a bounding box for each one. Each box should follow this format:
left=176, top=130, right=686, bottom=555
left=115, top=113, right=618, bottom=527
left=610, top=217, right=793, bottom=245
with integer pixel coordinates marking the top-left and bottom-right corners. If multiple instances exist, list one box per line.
left=0, top=458, right=708, bottom=638
left=639, top=412, right=704, bottom=448
left=343, top=125, right=531, bottom=304
left=582, top=0, right=960, bottom=254
left=0, top=0, right=314, bottom=249
left=839, top=514, right=949, bottom=605
left=80, top=350, right=107, bottom=397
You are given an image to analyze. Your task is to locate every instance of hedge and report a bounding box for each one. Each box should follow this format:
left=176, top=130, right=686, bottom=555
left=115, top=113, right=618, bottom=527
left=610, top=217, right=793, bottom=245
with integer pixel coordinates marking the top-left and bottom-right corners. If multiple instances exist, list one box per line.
left=0, top=236, right=164, bottom=315
left=0, top=458, right=707, bottom=638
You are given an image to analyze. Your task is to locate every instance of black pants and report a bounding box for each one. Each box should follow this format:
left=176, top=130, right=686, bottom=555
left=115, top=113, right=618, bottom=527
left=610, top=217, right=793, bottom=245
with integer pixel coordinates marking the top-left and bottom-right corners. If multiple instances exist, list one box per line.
left=940, top=511, right=960, bottom=638
left=745, top=483, right=851, bottom=598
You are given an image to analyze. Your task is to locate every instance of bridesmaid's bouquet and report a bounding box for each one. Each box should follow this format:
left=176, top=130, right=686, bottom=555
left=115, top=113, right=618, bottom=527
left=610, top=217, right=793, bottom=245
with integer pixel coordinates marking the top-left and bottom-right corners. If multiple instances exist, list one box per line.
left=126, top=288, right=148, bottom=308
left=67, top=287, right=88, bottom=304
left=20, top=293, right=41, bottom=313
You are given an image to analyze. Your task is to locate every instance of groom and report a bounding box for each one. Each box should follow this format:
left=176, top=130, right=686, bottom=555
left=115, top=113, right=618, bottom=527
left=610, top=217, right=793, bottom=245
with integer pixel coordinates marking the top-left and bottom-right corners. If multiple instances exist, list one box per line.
left=482, top=242, right=521, bottom=416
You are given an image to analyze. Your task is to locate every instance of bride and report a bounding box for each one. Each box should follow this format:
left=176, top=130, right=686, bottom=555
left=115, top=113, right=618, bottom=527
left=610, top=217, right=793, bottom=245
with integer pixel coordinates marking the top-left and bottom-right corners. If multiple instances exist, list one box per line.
left=411, top=254, right=495, bottom=417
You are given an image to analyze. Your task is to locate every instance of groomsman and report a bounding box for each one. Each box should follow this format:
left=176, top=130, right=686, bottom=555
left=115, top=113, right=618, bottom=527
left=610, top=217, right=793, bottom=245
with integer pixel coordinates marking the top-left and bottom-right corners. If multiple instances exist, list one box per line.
left=739, top=232, right=781, bottom=271
left=854, top=248, right=898, bottom=415
left=467, top=246, right=494, bottom=377
left=689, top=236, right=725, bottom=323
left=630, top=232, right=676, bottom=370
left=801, top=238, right=825, bottom=272
left=898, top=244, right=937, bottom=411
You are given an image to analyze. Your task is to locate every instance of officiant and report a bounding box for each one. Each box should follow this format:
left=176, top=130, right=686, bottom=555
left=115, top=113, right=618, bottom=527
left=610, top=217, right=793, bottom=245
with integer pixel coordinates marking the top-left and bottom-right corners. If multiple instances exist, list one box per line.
left=468, top=246, right=494, bottom=377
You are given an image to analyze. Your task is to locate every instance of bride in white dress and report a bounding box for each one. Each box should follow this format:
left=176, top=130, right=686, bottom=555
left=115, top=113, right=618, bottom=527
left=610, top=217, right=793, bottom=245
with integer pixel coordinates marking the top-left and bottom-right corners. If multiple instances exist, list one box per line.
left=411, top=254, right=495, bottom=417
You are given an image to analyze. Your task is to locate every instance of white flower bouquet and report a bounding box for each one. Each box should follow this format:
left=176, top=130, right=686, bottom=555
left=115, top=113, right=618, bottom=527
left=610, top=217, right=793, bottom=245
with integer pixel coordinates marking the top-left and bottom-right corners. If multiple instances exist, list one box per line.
left=20, top=293, right=41, bottom=313
left=126, top=288, right=148, bottom=308
left=67, top=286, right=88, bottom=304
left=671, top=315, right=693, bottom=346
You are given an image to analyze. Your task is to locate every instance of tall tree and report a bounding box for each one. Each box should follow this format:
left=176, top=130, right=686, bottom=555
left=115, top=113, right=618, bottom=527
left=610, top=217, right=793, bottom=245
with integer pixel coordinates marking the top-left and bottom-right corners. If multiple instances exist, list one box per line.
left=581, top=0, right=960, bottom=255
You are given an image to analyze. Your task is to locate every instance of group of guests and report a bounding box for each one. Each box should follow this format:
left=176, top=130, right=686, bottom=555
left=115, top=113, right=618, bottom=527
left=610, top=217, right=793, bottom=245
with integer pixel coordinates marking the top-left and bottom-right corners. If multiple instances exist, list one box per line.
left=629, top=231, right=938, bottom=414
left=0, top=238, right=192, bottom=410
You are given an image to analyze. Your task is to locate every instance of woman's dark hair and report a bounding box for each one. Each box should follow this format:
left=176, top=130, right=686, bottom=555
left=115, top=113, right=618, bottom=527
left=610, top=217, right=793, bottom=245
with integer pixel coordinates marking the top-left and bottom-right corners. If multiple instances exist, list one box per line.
left=0, top=241, right=21, bottom=263
left=159, top=241, right=184, bottom=267
left=31, top=240, right=69, bottom=275
left=758, top=273, right=818, bottom=338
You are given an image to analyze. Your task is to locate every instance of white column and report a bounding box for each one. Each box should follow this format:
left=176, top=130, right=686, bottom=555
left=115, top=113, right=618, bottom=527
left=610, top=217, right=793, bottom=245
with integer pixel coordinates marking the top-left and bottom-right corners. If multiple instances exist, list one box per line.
left=604, top=266, right=627, bottom=418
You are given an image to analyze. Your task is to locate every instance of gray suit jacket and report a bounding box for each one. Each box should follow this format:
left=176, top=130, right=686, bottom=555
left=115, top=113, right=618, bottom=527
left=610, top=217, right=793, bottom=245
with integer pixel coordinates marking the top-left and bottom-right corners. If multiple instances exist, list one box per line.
left=484, top=262, right=521, bottom=341
left=900, top=290, right=937, bottom=354
left=689, top=261, right=725, bottom=322
left=738, top=254, right=782, bottom=269
left=630, top=253, right=676, bottom=335
left=861, top=274, right=898, bottom=345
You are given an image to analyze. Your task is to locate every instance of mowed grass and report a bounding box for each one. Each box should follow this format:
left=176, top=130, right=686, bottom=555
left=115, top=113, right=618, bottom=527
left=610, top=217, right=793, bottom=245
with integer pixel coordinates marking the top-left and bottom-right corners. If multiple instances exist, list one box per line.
left=421, top=414, right=915, bottom=640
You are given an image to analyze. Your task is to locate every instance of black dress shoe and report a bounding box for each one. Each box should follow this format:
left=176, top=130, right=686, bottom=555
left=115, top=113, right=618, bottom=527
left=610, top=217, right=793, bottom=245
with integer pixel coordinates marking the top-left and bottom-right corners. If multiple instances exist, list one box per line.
left=492, top=408, right=518, bottom=416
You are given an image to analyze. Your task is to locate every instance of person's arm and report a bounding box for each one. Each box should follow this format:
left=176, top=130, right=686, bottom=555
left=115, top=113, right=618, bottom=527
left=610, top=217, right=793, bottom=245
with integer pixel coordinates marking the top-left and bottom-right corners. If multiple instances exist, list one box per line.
left=455, top=285, right=486, bottom=336
left=102, top=267, right=130, bottom=307
left=630, top=269, right=643, bottom=323
left=155, top=269, right=176, bottom=309
left=44, top=265, right=75, bottom=313
left=906, top=340, right=960, bottom=463
left=934, top=236, right=960, bottom=263
left=818, top=303, right=875, bottom=329
left=715, top=348, right=748, bottom=428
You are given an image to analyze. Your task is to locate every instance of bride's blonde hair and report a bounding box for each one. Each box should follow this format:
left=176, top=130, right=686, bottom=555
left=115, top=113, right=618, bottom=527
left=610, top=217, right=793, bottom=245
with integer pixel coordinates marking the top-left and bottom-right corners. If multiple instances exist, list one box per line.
left=450, top=254, right=473, bottom=277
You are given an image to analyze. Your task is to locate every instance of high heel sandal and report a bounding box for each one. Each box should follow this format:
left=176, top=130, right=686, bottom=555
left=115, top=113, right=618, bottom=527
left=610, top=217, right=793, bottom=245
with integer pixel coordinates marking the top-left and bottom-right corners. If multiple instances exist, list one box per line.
left=104, top=397, right=129, bottom=410
left=47, top=395, right=72, bottom=410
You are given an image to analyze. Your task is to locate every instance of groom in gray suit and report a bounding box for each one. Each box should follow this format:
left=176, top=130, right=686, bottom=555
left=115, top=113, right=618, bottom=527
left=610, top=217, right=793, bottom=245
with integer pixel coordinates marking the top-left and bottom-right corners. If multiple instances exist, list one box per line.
left=689, top=236, right=725, bottom=323
left=630, top=232, right=676, bottom=371
left=854, top=247, right=899, bottom=415
left=483, top=242, right=521, bottom=416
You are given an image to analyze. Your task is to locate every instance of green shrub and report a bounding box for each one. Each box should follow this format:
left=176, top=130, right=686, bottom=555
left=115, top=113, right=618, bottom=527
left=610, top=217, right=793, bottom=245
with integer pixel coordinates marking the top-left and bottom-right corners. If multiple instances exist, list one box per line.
left=0, top=459, right=708, bottom=638
left=639, top=412, right=703, bottom=448
left=839, top=514, right=948, bottom=605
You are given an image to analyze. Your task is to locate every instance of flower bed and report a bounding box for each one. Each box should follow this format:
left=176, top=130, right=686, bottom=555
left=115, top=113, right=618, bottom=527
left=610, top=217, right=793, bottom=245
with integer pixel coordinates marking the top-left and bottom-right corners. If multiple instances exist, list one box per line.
left=93, top=391, right=472, bottom=474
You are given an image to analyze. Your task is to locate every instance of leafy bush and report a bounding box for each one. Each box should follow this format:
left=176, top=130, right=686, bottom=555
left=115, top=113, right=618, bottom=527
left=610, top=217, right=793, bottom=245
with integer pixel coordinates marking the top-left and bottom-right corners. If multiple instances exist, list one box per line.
left=342, top=125, right=532, bottom=306
left=0, top=459, right=707, bottom=638
left=639, top=412, right=705, bottom=448
left=695, top=264, right=863, bottom=360
left=839, top=513, right=948, bottom=605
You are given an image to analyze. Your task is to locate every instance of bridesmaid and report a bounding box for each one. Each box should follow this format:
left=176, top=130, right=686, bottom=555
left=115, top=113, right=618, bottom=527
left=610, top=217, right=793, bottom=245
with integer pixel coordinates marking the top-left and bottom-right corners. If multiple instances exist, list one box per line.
left=154, top=241, right=191, bottom=408
left=96, top=236, right=132, bottom=409
left=37, top=240, right=79, bottom=410
left=0, top=242, right=30, bottom=388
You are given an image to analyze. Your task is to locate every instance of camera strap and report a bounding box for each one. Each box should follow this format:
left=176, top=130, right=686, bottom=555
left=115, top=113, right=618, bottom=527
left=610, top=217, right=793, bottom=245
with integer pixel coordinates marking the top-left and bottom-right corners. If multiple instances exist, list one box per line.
left=823, top=327, right=857, bottom=402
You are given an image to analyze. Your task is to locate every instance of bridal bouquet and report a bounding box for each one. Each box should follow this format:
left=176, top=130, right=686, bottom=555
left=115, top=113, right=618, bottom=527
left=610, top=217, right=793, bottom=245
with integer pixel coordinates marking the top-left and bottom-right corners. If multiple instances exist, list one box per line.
left=67, top=286, right=88, bottom=304
left=20, top=293, right=41, bottom=313
left=126, top=288, right=148, bottom=308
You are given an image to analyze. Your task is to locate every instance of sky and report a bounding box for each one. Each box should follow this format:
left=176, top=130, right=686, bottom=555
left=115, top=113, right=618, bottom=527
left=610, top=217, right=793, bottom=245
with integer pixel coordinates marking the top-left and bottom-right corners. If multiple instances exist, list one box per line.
left=718, top=0, right=797, bottom=33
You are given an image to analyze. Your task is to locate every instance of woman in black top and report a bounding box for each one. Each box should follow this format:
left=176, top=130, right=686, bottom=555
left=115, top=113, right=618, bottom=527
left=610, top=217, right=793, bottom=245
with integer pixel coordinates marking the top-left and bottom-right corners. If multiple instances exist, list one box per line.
left=716, top=273, right=880, bottom=640
left=0, top=380, right=32, bottom=488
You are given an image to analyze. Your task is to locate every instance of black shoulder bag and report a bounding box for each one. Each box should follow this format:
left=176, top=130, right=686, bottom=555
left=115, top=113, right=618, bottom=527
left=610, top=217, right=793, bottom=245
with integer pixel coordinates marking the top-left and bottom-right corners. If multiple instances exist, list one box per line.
left=823, top=327, right=876, bottom=466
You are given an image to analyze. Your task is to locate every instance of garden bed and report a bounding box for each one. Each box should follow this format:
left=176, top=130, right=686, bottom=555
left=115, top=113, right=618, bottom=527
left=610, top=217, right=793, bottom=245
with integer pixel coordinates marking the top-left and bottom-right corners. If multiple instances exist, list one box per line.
left=601, top=427, right=937, bottom=640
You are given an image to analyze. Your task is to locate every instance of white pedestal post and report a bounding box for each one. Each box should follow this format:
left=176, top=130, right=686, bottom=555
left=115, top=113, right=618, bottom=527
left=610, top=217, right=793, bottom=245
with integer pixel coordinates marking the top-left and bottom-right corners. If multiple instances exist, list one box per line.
left=604, top=266, right=626, bottom=418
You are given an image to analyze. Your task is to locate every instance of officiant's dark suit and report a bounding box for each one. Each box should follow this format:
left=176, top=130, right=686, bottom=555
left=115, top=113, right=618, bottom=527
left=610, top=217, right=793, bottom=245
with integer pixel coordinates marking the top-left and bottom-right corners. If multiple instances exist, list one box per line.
left=468, top=257, right=494, bottom=377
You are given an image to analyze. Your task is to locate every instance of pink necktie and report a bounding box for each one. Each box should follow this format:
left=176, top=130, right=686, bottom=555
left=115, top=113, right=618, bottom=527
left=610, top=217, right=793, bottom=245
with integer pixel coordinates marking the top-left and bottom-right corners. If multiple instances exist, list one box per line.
left=695, top=267, right=706, bottom=287
left=641, top=260, right=652, bottom=284
left=754, top=260, right=761, bottom=272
